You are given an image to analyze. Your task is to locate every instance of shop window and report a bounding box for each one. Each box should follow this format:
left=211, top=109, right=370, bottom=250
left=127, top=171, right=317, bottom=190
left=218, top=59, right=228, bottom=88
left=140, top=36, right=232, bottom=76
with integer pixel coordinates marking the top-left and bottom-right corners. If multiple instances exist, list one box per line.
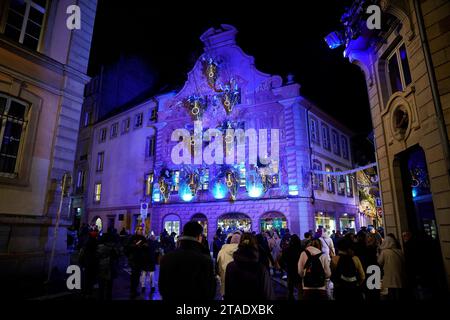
left=315, top=212, right=336, bottom=232
left=163, top=214, right=181, bottom=236
left=339, top=215, right=355, bottom=232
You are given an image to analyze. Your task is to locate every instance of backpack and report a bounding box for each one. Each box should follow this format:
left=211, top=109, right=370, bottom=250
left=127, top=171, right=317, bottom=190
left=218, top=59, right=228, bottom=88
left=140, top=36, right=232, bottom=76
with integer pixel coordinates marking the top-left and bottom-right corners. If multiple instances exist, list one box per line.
left=331, top=255, right=359, bottom=288
left=303, top=250, right=326, bottom=288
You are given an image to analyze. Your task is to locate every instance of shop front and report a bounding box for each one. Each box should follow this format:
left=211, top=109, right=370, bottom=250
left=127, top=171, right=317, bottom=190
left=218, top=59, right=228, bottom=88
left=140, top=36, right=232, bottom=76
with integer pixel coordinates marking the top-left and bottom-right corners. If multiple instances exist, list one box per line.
left=217, top=213, right=252, bottom=235
left=191, top=213, right=208, bottom=237
left=259, top=212, right=287, bottom=233
left=162, top=214, right=181, bottom=236
left=339, top=214, right=356, bottom=233
left=315, top=211, right=336, bottom=232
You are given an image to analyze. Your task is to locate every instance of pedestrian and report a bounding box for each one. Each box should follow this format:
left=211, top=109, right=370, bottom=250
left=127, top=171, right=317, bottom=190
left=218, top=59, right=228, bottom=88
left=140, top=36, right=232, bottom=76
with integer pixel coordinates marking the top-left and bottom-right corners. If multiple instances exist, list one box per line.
left=281, top=234, right=302, bottom=300
left=224, top=233, right=275, bottom=300
left=301, top=232, right=312, bottom=251
left=158, top=221, right=216, bottom=301
left=331, top=237, right=365, bottom=301
left=79, top=231, right=98, bottom=298
left=96, top=232, right=120, bottom=300
left=140, top=234, right=159, bottom=294
left=125, top=226, right=148, bottom=299
left=377, top=233, right=407, bottom=300
left=256, top=233, right=275, bottom=271
left=364, top=233, right=380, bottom=301
left=271, top=231, right=282, bottom=274
left=216, top=232, right=241, bottom=297
left=298, top=238, right=331, bottom=300
left=212, top=234, right=223, bottom=261
left=319, top=228, right=336, bottom=261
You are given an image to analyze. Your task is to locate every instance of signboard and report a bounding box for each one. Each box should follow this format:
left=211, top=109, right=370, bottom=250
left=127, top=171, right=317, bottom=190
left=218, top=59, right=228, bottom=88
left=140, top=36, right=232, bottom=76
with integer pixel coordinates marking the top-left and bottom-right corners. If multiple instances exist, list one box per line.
left=375, top=197, right=382, bottom=207
left=140, top=202, right=148, bottom=220
left=377, top=207, right=382, bottom=216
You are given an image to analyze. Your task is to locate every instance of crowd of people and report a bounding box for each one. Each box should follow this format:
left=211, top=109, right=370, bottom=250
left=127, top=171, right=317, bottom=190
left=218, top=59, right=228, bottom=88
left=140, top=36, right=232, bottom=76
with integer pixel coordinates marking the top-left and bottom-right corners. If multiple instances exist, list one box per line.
left=75, top=221, right=444, bottom=301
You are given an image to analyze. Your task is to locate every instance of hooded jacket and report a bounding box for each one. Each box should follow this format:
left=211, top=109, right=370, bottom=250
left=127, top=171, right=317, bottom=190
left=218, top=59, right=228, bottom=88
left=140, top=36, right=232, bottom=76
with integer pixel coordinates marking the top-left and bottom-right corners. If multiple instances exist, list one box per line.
left=224, top=246, right=275, bottom=300
left=217, top=243, right=239, bottom=296
left=377, top=236, right=407, bottom=289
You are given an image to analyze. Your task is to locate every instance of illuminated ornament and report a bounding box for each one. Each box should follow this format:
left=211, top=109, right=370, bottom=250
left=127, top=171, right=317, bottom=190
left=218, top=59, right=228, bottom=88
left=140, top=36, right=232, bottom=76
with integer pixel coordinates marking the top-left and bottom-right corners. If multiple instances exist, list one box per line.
left=211, top=179, right=228, bottom=199
left=220, top=80, right=240, bottom=115
left=187, top=172, right=199, bottom=196
left=225, top=170, right=238, bottom=201
left=158, top=177, right=171, bottom=203
left=152, top=183, right=161, bottom=202
left=202, top=58, right=219, bottom=90
left=184, top=95, right=207, bottom=121
left=179, top=181, right=194, bottom=202
left=246, top=169, right=264, bottom=198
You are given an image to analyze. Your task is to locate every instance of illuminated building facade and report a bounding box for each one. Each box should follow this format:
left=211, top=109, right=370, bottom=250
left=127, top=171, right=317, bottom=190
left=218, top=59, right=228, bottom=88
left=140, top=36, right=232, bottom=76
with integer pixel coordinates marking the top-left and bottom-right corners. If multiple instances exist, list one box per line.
left=81, top=25, right=359, bottom=242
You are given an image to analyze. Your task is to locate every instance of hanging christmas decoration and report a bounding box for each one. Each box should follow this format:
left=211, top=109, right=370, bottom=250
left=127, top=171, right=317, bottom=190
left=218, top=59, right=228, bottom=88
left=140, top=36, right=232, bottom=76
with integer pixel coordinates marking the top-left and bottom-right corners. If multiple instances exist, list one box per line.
left=158, top=176, right=171, bottom=203
left=225, top=169, right=239, bottom=201
left=202, top=57, right=220, bottom=90
left=246, top=168, right=264, bottom=198
left=184, top=95, right=207, bottom=121
left=187, top=172, right=200, bottom=196
left=219, top=79, right=240, bottom=115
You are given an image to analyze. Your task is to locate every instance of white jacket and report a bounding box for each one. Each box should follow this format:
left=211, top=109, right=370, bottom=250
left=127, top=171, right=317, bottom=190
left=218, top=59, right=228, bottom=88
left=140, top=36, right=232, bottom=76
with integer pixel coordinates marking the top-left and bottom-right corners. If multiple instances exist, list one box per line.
left=320, top=234, right=335, bottom=261
left=217, top=243, right=239, bottom=296
left=298, top=246, right=331, bottom=290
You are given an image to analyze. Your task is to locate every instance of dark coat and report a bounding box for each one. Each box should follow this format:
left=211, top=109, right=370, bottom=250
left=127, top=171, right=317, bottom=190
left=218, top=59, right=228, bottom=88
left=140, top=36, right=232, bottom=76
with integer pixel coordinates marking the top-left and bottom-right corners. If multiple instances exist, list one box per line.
left=224, top=246, right=275, bottom=300
left=125, top=234, right=148, bottom=269
left=158, top=238, right=216, bottom=301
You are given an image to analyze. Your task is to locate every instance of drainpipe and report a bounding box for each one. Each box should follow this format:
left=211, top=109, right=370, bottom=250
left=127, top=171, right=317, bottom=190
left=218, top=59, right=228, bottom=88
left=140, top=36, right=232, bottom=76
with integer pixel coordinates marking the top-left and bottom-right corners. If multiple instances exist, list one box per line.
left=413, top=0, right=450, bottom=179
left=305, top=106, right=315, bottom=204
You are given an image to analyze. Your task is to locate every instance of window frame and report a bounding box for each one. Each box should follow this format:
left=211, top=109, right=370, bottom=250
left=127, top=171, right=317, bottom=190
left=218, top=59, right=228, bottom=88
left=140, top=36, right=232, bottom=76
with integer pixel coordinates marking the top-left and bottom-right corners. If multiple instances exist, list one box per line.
left=99, top=127, right=107, bottom=143
left=309, top=117, right=320, bottom=145
left=0, top=93, right=29, bottom=178
left=94, top=182, right=102, bottom=203
left=312, top=159, right=323, bottom=191
left=341, top=135, right=349, bottom=160
left=96, top=151, right=104, bottom=172
left=331, top=129, right=340, bottom=156
left=122, top=117, right=130, bottom=134
left=110, top=122, right=119, bottom=139
left=134, top=112, right=143, bottom=129
left=3, top=0, right=48, bottom=51
left=345, top=174, right=353, bottom=197
left=386, top=42, right=412, bottom=96
left=321, top=123, right=331, bottom=151
left=325, top=164, right=335, bottom=193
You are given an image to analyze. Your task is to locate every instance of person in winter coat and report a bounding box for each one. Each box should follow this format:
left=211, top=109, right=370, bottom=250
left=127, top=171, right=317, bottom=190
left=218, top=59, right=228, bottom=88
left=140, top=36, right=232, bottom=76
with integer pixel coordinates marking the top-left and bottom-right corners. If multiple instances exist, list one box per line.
left=212, top=235, right=223, bottom=261
left=281, top=234, right=302, bottom=300
left=79, top=232, right=98, bottom=297
left=140, top=234, right=160, bottom=294
left=331, top=237, right=365, bottom=301
left=216, top=232, right=241, bottom=297
left=377, top=234, right=407, bottom=300
left=96, top=232, right=120, bottom=300
left=125, top=226, right=148, bottom=299
left=298, top=238, right=332, bottom=300
left=256, top=233, right=275, bottom=270
left=364, top=233, right=381, bottom=301
left=225, top=233, right=275, bottom=300
left=159, top=221, right=216, bottom=301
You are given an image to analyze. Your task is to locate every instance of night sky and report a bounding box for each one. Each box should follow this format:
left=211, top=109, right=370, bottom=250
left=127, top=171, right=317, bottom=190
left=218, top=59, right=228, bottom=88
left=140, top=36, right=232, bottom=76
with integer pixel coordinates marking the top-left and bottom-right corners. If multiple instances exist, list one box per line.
left=88, top=1, right=373, bottom=151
